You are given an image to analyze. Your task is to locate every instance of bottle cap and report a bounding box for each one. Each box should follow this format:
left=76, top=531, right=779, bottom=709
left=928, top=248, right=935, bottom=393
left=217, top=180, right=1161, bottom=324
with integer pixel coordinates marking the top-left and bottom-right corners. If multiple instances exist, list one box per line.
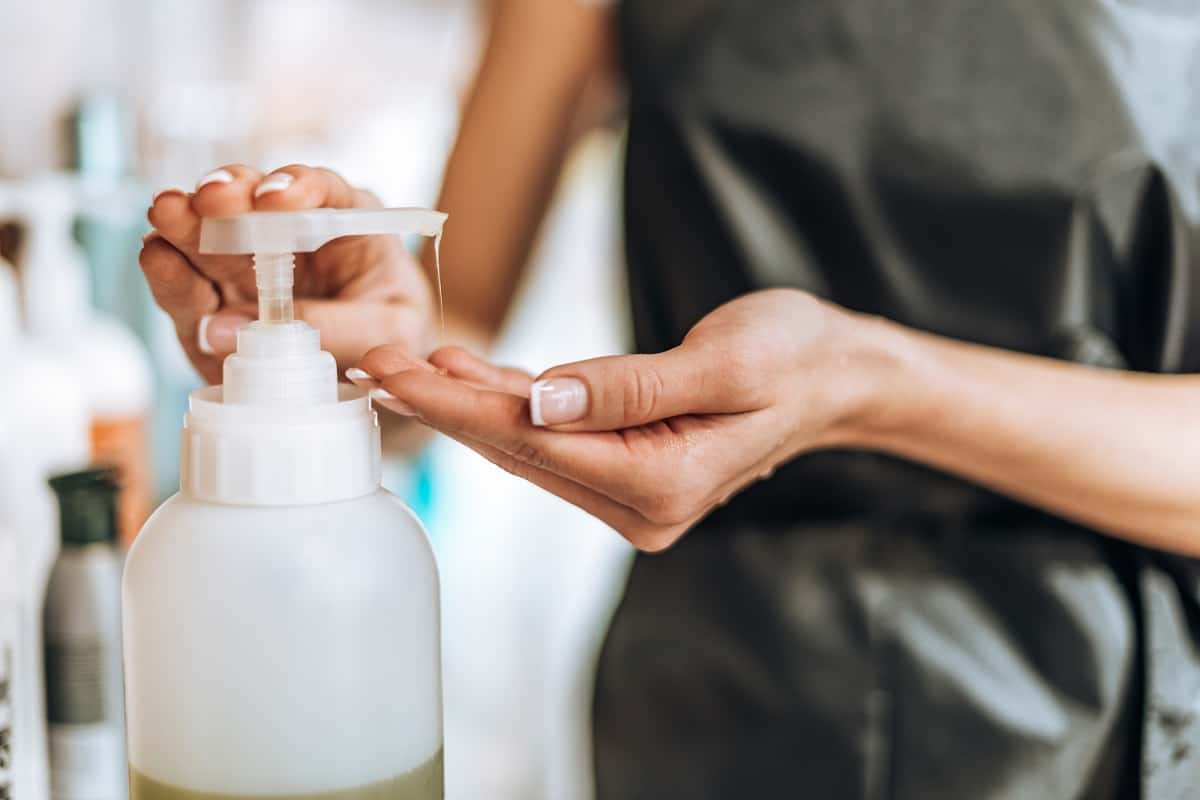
left=48, top=467, right=120, bottom=546
left=10, top=175, right=91, bottom=339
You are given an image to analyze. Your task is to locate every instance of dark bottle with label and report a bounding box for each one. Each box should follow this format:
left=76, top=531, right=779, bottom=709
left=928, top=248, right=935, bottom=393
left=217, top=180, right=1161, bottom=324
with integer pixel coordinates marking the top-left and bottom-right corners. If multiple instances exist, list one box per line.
left=44, top=468, right=126, bottom=800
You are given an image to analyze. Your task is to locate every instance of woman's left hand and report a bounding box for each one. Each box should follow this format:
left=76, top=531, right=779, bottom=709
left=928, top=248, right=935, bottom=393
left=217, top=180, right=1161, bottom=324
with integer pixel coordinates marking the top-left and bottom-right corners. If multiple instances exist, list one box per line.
left=352, top=289, right=891, bottom=551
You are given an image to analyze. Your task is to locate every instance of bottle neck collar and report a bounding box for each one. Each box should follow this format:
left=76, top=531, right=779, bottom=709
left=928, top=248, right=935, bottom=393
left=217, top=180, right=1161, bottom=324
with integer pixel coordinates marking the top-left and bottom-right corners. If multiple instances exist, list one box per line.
left=180, top=384, right=382, bottom=506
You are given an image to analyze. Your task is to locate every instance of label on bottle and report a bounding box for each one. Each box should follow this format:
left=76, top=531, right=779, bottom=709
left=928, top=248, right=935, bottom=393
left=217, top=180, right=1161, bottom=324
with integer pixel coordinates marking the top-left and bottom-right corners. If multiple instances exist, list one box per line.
left=0, top=617, right=14, bottom=800
left=45, top=640, right=123, bottom=799
left=45, top=641, right=104, bottom=725
left=49, top=724, right=124, bottom=800
left=90, top=414, right=151, bottom=549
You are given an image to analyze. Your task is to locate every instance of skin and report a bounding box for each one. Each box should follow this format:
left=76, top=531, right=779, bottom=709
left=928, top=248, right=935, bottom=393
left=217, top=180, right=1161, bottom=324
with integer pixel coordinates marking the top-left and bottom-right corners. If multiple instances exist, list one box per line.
left=142, top=164, right=432, bottom=383
left=350, top=293, right=1200, bottom=556
left=141, top=4, right=1200, bottom=557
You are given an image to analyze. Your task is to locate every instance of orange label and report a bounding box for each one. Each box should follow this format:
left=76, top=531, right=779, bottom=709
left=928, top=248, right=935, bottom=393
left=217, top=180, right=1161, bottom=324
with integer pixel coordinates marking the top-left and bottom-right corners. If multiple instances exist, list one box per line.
left=90, top=415, right=151, bottom=550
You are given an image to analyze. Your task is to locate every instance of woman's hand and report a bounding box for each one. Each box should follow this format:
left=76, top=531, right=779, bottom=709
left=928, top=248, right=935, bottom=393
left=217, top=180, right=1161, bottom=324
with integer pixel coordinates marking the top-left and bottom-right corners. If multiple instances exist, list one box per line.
left=347, top=283, right=1200, bottom=557
left=350, top=289, right=890, bottom=551
left=141, top=164, right=434, bottom=383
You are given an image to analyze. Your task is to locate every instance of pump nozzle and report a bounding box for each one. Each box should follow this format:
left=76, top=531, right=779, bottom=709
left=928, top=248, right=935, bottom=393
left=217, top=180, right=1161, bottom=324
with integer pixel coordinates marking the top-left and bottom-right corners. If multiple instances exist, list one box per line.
left=196, top=207, right=446, bottom=407
left=200, top=208, right=446, bottom=326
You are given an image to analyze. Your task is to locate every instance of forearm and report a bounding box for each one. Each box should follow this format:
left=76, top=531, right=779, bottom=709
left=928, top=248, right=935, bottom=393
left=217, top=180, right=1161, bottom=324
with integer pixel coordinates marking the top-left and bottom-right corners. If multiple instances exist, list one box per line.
left=424, top=0, right=611, bottom=341
left=846, top=319, right=1200, bottom=554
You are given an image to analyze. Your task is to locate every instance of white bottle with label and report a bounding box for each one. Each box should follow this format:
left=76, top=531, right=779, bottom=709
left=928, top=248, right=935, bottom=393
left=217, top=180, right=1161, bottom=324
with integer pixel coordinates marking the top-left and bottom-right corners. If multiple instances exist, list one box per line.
left=12, top=174, right=154, bottom=549
left=44, top=469, right=127, bottom=800
left=0, top=522, right=19, bottom=800
left=123, top=208, right=448, bottom=800
left=0, top=257, right=90, bottom=800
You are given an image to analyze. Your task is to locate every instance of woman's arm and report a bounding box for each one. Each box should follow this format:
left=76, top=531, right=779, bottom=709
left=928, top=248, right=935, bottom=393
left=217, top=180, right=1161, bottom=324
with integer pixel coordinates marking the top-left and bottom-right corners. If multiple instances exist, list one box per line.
left=856, top=321, right=1200, bottom=553
left=349, top=289, right=1200, bottom=555
left=427, top=0, right=613, bottom=344
left=139, top=4, right=611, bottom=450
left=139, top=2, right=610, bottom=376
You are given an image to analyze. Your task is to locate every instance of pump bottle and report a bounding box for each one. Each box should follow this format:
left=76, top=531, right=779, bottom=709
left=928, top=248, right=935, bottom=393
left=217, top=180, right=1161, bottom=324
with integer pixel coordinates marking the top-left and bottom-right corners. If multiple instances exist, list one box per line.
left=11, top=175, right=154, bottom=548
left=123, top=208, right=447, bottom=800
left=0, top=256, right=89, bottom=800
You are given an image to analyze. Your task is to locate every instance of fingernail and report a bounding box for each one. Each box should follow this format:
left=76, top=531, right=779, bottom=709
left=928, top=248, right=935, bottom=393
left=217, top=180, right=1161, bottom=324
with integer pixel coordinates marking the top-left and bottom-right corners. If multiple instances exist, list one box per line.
left=254, top=172, right=294, bottom=198
left=198, top=312, right=253, bottom=356
left=370, top=388, right=416, bottom=416
left=152, top=186, right=188, bottom=203
left=345, top=367, right=375, bottom=384
left=529, top=378, right=588, bottom=426
left=195, top=169, right=234, bottom=190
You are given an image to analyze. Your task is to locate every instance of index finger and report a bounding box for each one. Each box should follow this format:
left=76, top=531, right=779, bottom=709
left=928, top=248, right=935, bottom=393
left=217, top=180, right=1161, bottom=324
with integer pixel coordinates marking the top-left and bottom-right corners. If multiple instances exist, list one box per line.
left=374, top=368, right=643, bottom=498
left=149, top=164, right=263, bottom=284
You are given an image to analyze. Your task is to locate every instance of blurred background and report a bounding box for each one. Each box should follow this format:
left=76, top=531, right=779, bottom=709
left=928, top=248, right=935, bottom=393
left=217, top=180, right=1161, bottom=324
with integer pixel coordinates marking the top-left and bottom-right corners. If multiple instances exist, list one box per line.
left=0, top=1, right=633, bottom=797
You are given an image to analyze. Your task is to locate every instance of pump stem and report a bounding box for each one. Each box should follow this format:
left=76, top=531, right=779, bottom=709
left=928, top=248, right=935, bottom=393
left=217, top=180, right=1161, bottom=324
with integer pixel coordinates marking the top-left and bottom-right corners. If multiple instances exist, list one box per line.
left=254, top=252, right=295, bottom=323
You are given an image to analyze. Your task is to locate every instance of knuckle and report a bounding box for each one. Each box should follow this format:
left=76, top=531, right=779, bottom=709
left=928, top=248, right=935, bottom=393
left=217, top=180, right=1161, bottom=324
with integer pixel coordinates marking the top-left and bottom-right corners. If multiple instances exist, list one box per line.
left=509, top=440, right=548, bottom=470
left=139, top=245, right=187, bottom=297
left=137, top=240, right=160, bottom=272
left=493, top=454, right=536, bottom=483
left=707, top=347, right=769, bottom=405
left=620, top=362, right=665, bottom=422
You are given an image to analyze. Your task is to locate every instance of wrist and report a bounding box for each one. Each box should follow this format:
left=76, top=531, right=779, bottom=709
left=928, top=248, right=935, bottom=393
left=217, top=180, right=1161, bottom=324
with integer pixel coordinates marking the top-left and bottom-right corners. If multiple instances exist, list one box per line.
left=819, top=311, right=937, bottom=450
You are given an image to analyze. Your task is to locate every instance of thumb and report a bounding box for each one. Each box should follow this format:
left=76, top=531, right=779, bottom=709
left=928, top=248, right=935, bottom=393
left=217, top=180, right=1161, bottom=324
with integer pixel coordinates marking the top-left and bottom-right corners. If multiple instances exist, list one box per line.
left=197, top=309, right=256, bottom=357
left=530, top=345, right=752, bottom=431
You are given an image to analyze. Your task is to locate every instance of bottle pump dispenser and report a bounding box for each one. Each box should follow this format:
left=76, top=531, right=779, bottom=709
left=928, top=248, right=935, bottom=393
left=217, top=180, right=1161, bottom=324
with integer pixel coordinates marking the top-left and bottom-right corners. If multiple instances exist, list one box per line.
left=123, top=208, right=447, bottom=800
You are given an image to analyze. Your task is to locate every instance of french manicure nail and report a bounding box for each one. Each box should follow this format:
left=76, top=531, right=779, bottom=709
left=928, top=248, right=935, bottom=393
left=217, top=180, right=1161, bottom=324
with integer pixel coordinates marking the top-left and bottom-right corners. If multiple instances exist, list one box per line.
left=370, top=388, right=416, bottom=416
left=345, top=367, right=375, bottom=383
left=152, top=186, right=188, bottom=203
left=198, top=312, right=253, bottom=356
left=530, top=378, right=588, bottom=426
left=195, top=169, right=234, bottom=190
left=254, top=172, right=294, bottom=198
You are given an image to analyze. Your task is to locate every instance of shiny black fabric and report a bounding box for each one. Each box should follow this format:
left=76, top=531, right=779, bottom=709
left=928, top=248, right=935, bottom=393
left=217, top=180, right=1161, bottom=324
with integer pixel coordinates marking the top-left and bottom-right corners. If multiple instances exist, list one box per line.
left=595, top=2, right=1200, bottom=798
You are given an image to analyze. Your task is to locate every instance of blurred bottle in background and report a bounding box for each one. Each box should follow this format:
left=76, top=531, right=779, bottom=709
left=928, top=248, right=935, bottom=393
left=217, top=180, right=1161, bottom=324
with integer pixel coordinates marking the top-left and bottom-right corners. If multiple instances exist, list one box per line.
left=72, top=94, right=156, bottom=344
left=0, top=255, right=90, bottom=800
left=7, top=176, right=154, bottom=548
left=0, top=518, right=19, bottom=800
left=44, top=468, right=126, bottom=800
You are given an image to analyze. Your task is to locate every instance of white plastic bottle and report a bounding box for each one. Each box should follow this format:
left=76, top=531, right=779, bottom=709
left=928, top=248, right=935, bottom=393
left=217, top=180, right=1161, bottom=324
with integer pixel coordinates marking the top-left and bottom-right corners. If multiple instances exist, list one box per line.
left=44, top=469, right=127, bottom=800
left=0, top=256, right=90, bottom=800
left=123, top=208, right=448, bottom=800
left=12, top=175, right=155, bottom=549
left=0, top=521, right=19, bottom=800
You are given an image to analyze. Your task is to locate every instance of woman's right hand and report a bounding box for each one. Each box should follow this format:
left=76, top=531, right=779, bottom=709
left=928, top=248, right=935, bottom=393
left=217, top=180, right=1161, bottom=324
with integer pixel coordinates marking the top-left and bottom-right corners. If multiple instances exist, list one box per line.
left=141, top=164, right=436, bottom=384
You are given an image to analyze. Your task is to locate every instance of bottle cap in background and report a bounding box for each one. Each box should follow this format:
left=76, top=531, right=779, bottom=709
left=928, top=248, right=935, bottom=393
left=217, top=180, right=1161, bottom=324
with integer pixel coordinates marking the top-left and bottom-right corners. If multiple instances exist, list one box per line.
left=71, top=93, right=135, bottom=182
left=48, top=467, right=120, bottom=546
